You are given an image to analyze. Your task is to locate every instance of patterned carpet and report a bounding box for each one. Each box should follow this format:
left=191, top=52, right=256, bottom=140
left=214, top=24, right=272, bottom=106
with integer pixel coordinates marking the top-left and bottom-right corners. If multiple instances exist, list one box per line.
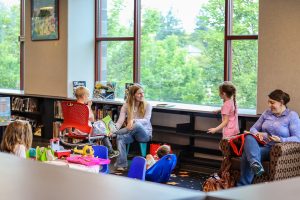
left=111, top=169, right=209, bottom=191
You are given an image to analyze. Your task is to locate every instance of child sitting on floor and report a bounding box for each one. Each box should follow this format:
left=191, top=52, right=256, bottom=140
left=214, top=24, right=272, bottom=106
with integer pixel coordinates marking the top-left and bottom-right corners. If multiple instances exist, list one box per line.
left=146, top=145, right=170, bottom=169
left=74, top=86, right=119, bottom=158
left=1, top=120, right=33, bottom=158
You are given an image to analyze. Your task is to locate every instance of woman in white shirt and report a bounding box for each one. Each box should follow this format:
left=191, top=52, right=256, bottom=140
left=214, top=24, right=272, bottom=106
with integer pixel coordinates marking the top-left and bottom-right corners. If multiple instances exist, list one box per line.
left=114, top=84, right=152, bottom=171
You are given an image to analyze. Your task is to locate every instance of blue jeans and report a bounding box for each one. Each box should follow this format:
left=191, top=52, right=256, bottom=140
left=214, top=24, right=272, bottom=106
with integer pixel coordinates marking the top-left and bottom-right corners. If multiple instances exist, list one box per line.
left=237, top=135, right=271, bottom=186
left=115, top=122, right=151, bottom=168
left=102, top=136, right=113, bottom=153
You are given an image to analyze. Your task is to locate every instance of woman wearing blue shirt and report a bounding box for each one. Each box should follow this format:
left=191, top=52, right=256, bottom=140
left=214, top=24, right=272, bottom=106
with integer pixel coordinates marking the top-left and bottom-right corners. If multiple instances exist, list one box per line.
left=238, top=89, right=300, bottom=186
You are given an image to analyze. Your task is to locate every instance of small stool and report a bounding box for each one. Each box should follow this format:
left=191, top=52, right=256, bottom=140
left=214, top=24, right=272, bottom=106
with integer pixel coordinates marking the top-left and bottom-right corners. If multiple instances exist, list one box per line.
left=127, top=142, right=147, bottom=157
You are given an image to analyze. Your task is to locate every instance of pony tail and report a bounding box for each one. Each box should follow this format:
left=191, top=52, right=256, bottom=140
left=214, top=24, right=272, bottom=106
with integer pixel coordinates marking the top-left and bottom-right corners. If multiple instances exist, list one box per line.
left=233, top=92, right=237, bottom=114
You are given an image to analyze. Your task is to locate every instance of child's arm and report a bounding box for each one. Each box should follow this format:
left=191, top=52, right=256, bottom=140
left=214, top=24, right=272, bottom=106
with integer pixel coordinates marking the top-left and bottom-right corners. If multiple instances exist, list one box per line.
left=87, top=100, right=95, bottom=122
left=207, top=115, right=229, bottom=134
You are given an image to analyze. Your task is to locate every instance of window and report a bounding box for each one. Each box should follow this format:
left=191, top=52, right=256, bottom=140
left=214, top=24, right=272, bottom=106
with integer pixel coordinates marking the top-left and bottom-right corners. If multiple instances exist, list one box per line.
left=96, top=0, right=259, bottom=108
left=0, top=0, right=24, bottom=89
left=140, top=0, right=224, bottom=105
left=226, top=0, right=259, bottom=108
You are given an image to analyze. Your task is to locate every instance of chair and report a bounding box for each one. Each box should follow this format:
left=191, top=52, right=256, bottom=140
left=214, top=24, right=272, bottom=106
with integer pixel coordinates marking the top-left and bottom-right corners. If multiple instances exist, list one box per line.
left=126, top=142, right=147, bottom=157
left=59, top=101, right=104, bottom=146
left=92, top=145, right=110, bottom=174
left=146, top=154, right=177, bottom=183
left=127, top=156, right=147, bottom=181
left=219, top=138, right=300, bottom=184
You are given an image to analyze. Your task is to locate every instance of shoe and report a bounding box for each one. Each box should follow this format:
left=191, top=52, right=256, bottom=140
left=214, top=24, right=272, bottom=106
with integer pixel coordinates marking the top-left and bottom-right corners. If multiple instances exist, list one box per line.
left=109, top=150, right=120, bottom=158
left=116, top=167, right=127, bottom=172
left=251, top=162, right=265, bottom=176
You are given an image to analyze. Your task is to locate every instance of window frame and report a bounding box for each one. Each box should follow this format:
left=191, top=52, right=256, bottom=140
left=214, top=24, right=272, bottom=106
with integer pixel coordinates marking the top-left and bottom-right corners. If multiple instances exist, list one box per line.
left=95, top=0, right=259, bottom=103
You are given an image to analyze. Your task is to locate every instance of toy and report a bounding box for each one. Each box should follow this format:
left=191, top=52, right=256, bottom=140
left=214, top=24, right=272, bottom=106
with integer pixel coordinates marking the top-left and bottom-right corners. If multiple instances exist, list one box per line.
left=73, top=145, right=94, bottom=156
left=55, top=150, right=71, bottom=159
left=26, top=148, right=36, bottom=159
left=50, top=138, right=71, bottom=159
left=36, top=146, right=55, bottom=161
left=50, top=138, right=61, bottom=151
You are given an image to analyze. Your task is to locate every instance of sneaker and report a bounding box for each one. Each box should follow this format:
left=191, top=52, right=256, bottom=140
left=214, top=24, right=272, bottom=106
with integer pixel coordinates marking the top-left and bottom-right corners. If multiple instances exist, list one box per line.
left=116, top=167, right=127, bottom=172
left=109, top=150, right=120, bottom=158
left=251, top=162, right=265, bottom=176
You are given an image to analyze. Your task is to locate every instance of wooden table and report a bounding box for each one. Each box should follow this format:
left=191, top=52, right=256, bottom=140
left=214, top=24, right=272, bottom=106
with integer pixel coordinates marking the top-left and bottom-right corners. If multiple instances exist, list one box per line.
left=0, top=152, right=205, bottom=200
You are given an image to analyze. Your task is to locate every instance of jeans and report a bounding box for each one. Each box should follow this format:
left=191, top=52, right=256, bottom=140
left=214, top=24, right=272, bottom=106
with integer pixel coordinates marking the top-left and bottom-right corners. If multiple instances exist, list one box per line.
left=237, top=135, right=271, bottom=186
left=115, top=122, right=151, bottom=168
left=102, top=136, right=113, bottom=153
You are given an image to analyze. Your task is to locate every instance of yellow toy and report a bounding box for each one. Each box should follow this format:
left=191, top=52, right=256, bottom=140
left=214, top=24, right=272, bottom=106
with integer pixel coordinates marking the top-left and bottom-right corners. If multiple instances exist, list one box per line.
left=73, top=145, right=94, bottom=156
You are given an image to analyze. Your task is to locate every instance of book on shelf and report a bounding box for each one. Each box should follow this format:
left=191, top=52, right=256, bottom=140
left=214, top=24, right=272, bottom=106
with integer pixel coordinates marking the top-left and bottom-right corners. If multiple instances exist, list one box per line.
left=53, top=121, right=62, bottom=138
left=73, top=81, right=86, bottom=97
left=0, top=97, right=11, bottom=124
left=54, top=101, right=63, bottom=119
left=11, top=97, right=38, bottom=112
left=93, top=81, right=116, bottom=100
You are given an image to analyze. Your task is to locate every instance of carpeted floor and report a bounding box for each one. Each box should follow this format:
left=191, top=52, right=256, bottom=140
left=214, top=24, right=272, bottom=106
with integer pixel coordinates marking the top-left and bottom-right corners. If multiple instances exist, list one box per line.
left=111, top=169, right=209, bottom=191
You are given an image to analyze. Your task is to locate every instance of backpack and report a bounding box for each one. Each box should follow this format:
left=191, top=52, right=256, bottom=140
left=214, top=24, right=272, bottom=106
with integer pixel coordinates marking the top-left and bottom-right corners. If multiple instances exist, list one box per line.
left=202, top=157, right=235, bottom=192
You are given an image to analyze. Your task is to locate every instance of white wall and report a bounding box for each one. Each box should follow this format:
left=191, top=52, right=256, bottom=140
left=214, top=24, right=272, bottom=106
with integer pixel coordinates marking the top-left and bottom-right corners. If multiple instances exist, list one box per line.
left=67, top=0, right=95, bottom=97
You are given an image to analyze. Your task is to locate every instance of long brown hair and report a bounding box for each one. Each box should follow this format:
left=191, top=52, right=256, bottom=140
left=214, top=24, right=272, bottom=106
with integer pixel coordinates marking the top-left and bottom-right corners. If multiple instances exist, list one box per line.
left=126, top=84, right=146, bottom=120
left=1, top=120, right=33, bottom=153
left=219, top=81, right=237, bottom=113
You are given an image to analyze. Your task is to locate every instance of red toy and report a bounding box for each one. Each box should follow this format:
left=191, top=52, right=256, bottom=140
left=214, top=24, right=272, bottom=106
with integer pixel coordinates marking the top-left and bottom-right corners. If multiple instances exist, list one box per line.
left=55, top=150, right=71, bottom=159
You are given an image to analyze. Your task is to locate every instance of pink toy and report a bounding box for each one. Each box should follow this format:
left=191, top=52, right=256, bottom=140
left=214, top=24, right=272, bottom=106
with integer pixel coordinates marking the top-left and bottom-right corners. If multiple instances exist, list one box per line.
left=67, top=156, right=110, bottom=166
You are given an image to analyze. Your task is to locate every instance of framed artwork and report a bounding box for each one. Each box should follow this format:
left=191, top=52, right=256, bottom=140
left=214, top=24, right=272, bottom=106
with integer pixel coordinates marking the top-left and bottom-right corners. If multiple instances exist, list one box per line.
left=31, top=0, right=59, bottom=41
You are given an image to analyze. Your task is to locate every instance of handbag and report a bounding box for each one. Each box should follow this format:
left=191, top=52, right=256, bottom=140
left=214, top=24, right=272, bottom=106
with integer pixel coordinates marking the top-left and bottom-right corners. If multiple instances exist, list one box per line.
left=202, top=157, right=235, bottom=192
left=229, top=132, right=267, bottom=156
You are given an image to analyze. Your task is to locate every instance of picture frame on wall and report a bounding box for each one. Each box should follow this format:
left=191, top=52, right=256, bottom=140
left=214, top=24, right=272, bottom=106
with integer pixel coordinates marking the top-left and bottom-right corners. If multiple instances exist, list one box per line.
left=31, top=0, right=59, bottom=41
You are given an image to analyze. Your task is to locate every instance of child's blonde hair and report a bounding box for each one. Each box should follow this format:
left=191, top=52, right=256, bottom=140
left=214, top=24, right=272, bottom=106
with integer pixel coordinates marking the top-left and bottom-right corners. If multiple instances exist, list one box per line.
left=75, top=86, right=90, bottom=99
left=219, top=81, right=237, bottom=113
left=1, top=120, right=32, bottom=153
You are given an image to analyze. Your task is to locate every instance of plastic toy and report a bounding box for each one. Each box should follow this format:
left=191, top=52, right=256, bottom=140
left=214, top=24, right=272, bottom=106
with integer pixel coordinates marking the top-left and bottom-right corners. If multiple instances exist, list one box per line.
left=73, top=145, right=94, bottom=156
left=50, top=138, right=71, bottom=159
left=26, top=148, right=36, bottom=159
left=36, top=146, right=55, bottom=161
left=55, top=150, right=71, bottom=159
left=50, top=138, right=61, bottom=151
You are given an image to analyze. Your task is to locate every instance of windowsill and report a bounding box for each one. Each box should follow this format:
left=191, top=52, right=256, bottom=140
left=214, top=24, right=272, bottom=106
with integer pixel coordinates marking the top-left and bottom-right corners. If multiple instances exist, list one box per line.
left=0, top=89, right=257, bottom=117
left=92, top=98, right=257, bottom=116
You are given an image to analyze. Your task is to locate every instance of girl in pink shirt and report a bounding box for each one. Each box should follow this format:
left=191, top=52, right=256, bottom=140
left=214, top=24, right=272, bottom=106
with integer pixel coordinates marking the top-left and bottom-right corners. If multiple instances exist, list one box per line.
left=208, top=81, right=239, bottom=139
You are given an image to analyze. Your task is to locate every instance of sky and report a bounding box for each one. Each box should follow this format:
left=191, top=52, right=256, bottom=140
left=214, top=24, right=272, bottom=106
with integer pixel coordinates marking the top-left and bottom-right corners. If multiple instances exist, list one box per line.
left=117, top=0, right=208, bottom=34
left=0, top=0, right=19, bottom=7
left=142, top=0, right=207, bottom=33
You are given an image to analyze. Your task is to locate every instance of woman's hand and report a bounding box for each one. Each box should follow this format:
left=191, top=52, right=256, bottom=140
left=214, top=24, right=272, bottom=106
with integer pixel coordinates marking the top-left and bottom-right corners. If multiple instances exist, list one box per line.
left=255, top=132, right=265, bottom=142
left=208, top=127, right=218, bottom=134
left=126, top=119, right=134, bottom=130
left=269, top=135, right=281, bottom=143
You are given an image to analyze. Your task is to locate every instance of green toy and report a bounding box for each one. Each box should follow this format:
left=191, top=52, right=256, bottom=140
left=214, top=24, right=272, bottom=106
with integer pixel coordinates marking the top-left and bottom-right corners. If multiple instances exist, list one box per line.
left=36, top=146, right=55, bottom=161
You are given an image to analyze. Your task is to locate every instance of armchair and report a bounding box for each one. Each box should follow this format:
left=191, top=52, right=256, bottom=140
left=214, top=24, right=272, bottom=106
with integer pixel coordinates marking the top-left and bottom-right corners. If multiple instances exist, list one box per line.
left=219, top=139, right=300, bottom=184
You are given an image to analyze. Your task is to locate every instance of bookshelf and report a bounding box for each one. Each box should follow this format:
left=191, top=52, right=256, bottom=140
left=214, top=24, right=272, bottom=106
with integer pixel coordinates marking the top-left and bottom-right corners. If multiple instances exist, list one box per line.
left=0, top=90, right=259, bottom=173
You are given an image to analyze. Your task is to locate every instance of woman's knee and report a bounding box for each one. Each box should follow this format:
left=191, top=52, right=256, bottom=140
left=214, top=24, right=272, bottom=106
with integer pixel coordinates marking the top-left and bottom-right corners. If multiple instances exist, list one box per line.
left=245, top=134, right=258, bottom=144
left=133, top=121, right=143, bottom=129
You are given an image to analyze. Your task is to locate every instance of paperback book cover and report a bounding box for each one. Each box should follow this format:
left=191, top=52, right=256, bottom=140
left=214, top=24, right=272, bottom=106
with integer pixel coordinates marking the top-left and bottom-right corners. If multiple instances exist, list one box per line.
left=0, top=97, right=11, bottom=124
left=73, top=81, right=86, bottom=97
